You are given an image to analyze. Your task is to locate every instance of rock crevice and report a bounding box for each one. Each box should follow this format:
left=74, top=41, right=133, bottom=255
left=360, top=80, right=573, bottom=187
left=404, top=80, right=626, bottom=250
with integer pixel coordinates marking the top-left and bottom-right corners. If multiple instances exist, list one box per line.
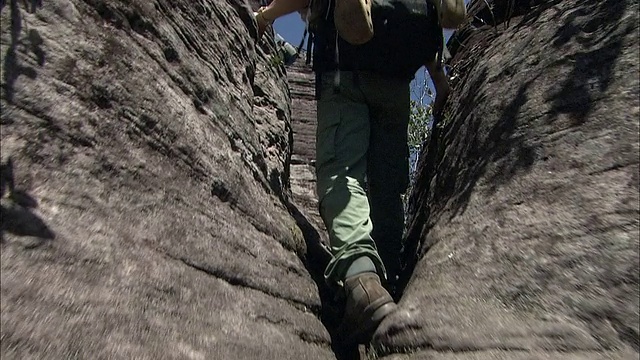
left=1, top=1, right=334, bottom=359
left=384, top=0, right=639, bottom=358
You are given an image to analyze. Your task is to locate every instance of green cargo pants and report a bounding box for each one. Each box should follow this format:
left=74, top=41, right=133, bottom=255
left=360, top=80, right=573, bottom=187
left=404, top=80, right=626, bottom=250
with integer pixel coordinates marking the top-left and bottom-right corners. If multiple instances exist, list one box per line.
left=316, top=71, right=411, bottom=285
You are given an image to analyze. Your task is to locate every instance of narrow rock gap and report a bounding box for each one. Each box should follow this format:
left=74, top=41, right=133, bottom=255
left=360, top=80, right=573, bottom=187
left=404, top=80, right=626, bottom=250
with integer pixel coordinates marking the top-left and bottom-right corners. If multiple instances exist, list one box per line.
left=279, top=55, right=397, bottom=358
left=396, top=116, right=446, bottom=301
left=0, top=0, right=635, bottom=358
left=283, top=198, right=367, bottom=360
left=276, top=56, right=367, bottom=357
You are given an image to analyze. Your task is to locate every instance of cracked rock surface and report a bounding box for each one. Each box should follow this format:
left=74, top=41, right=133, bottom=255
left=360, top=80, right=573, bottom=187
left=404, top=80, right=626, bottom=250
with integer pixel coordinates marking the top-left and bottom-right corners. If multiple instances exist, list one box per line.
left=380, top=0, right=639, bottom=359
left=1, top=0, right=333, bottom=358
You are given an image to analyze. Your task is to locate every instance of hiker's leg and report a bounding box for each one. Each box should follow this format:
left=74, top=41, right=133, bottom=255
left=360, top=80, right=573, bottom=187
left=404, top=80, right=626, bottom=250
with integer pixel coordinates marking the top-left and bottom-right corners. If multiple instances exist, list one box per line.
left=359, top=72, right=411, bottom=288
left=315, top=71, right=386, bottom=284
left=316, top=72, right=397, bottom=344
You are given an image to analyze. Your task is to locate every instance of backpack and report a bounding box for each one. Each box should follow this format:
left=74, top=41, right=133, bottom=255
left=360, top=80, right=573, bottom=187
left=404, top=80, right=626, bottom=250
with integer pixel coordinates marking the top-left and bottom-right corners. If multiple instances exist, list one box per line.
left=307, top=0, right=446, bottom=80
left=307, top=0, right=466, bottom=31
left=432, top=0, right=467, bottom=29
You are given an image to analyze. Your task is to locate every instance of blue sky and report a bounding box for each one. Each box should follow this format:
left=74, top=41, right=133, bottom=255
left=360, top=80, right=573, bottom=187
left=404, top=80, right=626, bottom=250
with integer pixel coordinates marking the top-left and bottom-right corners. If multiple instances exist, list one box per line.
left=273, top=13, right=308, bottom=49
left=272, top=7, right=462, bottom=105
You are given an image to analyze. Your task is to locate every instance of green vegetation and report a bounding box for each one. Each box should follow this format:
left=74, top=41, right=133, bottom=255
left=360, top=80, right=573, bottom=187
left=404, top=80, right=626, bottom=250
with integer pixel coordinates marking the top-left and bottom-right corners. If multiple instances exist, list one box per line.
left=407, top=67, right=435, bottom=178
left=408, top=69, right=435, bottom=152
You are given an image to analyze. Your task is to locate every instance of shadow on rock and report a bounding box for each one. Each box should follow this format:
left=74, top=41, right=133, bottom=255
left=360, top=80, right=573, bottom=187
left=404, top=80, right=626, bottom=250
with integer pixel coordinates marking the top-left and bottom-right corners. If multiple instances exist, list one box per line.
left=399, top=64, right=540, bottom=296
left=400, top=67, right=520, bottom=292
left=398, top=0, right=637, bottom=323
left=2, top=0, right=45, bottom=104
left=548, top=0, right=630, bottom=126
left=286, top=202, right=367, bottom=359
left=1, top=202, right=55, bottom=245
left=1, top=158, right=54, bottom=246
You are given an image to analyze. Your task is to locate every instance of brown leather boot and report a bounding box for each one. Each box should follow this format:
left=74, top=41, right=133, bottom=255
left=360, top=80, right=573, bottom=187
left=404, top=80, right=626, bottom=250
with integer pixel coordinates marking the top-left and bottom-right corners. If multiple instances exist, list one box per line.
left=337, top=272, right=397, bottom=345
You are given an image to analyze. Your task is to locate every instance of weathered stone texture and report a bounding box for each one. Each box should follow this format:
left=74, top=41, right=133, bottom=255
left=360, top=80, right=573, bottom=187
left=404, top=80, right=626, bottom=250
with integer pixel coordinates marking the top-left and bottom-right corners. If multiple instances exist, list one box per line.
left=1, top=1, right=333, bottom=359
left=377, top=0, right=639, bottom=359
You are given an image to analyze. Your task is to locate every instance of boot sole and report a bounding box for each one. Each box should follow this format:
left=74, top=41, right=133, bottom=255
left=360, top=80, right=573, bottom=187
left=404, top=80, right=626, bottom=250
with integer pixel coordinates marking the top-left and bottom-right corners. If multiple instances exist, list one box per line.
left=334, top=0, right=374, bottom=45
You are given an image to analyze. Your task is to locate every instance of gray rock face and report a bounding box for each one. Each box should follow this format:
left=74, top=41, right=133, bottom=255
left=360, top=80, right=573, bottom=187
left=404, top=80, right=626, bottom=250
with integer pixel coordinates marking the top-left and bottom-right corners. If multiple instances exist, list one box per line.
left=378, top=0, right=639, bottom=358
left=1, top=1, right=334, bottom=359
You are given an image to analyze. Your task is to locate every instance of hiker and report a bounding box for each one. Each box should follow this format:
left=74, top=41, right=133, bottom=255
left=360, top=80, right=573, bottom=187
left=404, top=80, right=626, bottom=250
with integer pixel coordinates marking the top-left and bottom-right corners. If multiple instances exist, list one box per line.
left=255, top=0, right=452, bottom=344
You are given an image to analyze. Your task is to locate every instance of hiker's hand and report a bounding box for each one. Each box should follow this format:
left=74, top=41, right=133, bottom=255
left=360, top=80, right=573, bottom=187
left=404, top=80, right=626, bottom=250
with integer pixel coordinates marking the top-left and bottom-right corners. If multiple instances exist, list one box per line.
left=426, top=61, right=450, bottom=118
left=254, top=7, right=273, bottom=40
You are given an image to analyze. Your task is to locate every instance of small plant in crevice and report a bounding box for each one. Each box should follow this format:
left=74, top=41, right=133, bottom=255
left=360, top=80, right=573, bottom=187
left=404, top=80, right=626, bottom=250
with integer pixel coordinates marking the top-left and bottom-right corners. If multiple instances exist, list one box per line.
left=268, top=50, right=285, bottom=70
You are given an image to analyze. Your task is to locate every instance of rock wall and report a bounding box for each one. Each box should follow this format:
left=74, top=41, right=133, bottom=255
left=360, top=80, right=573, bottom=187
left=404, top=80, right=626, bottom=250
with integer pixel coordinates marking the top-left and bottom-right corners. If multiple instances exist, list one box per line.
left=0, top=1, right=335, bottom=358
left=377, top=0, right=639, bottom=358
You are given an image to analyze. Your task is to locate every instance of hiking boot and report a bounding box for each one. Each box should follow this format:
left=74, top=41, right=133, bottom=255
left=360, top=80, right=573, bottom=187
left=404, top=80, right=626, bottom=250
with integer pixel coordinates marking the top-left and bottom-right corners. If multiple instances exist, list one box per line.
left=334, top=0, right=374, bottom=45
left=337, top=272, right=397, bottom=345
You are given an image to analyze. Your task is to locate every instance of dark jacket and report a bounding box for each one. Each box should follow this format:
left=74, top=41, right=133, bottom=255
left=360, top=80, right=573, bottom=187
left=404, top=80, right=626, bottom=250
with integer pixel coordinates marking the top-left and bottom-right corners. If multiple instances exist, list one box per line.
left=312, top=0, right=442, bottom=80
